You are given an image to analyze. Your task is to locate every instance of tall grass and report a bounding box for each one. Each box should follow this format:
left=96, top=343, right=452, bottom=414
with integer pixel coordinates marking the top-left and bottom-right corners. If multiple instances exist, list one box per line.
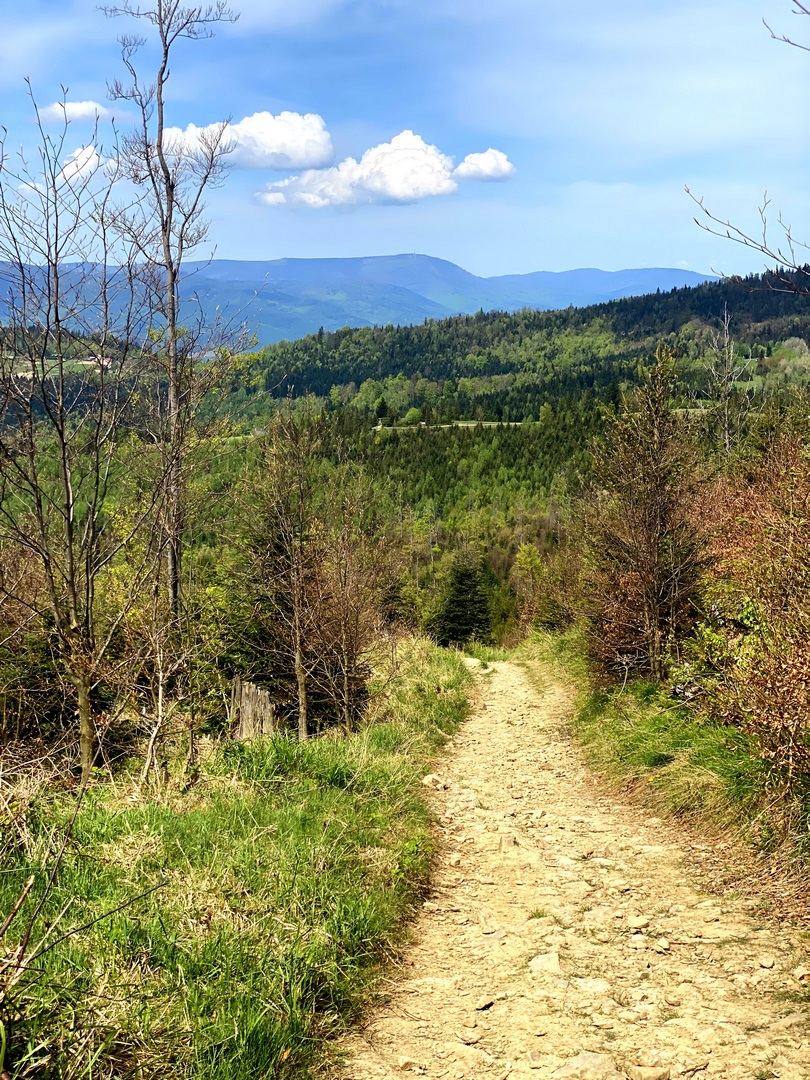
left=0, top=639, right=470, bottom=1079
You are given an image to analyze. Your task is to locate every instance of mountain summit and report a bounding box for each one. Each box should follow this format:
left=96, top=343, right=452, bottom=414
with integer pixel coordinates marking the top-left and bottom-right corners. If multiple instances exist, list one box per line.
left=181, top=254, right=716, bottom=345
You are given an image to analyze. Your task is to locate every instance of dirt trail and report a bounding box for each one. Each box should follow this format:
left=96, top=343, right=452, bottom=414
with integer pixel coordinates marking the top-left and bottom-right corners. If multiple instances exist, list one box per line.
left=335, top=660, right=810, bottom=1080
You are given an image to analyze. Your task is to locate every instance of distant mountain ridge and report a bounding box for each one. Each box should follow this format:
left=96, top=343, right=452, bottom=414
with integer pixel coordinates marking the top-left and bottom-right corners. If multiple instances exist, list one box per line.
left=181, top=255, right=716, bottom=345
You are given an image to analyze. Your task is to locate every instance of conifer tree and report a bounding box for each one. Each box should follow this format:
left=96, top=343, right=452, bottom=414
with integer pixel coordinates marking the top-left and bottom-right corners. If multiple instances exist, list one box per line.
left=429, top=555, right=491, bottom=647
left=584, top=345, right=709, bottom=680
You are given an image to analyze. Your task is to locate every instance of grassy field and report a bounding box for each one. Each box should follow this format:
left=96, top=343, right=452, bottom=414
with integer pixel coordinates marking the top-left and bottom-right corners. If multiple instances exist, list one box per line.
left=0, top=639, right=470, bottom=1080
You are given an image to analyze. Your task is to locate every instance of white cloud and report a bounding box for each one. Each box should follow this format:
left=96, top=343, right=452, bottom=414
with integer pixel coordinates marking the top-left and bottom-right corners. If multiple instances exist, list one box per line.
left=41, top=100, right=113, bottom=123
left=58, top=145, right=100, bottom=185
left=258, top=130, right=513, bottom=208
left=164, top=111, right=334, bottom=170
left=454, top=148, right=515, bottom=181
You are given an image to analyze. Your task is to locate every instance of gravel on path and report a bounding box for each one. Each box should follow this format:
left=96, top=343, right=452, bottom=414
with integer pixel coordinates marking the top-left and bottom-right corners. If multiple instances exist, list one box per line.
left=334, top=659, right=810, bottom=1080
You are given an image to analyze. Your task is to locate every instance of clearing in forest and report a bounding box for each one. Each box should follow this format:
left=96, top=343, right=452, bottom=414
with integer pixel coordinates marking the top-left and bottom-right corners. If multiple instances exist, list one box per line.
left=335, top=660, right=810, bottom=1080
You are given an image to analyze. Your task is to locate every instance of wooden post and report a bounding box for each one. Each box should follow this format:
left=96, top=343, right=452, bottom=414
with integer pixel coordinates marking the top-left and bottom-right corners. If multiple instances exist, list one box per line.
left=230, top=676, right=277, bottom=739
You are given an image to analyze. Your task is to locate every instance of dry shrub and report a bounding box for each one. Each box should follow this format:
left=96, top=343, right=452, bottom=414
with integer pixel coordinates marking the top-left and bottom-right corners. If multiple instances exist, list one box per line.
left=0, top=741, right=74, bottom=861
left=709, top=433, right=810, bottom=793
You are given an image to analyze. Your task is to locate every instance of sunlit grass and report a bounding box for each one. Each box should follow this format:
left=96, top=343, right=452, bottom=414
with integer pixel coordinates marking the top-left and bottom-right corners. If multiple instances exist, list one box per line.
left=1, top=638, right=470, bottom=1079
left=525, top=627, right=765, bottom=832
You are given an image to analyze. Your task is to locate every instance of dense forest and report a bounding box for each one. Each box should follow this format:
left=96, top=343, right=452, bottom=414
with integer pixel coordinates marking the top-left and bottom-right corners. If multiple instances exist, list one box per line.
left=225, top=268, right=810, bottom=424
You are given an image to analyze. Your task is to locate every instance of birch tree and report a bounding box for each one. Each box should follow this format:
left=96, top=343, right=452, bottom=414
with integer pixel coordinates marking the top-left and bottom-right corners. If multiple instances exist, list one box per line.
left=103, top=0, right=238, bottom=616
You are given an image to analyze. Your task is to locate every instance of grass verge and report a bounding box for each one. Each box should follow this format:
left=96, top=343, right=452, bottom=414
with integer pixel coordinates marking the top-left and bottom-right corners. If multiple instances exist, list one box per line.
left=462, top=642, right=513, bottom=665
left=523, top=627, right=766, bottom=835
left=0, top=638, right=470, bottom=1080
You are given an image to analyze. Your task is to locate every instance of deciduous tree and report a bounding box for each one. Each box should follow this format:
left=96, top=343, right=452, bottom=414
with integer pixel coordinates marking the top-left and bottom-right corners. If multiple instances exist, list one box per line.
left=583, top=346, right=709, bottom=680
left=0, top=95, right=162, bottom=779
left=104, top=0, right=239, bottom=616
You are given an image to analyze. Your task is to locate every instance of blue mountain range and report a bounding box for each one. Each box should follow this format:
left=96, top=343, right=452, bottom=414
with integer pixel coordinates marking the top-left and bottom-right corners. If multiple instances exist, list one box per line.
left=181, top=254, right=716, bottom=345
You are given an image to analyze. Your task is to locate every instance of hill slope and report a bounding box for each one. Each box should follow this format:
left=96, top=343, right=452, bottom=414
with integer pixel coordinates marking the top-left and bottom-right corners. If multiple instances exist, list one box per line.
left=182, top=255, right=716, bottom=344
left=237, top=267, right=810, bottom=412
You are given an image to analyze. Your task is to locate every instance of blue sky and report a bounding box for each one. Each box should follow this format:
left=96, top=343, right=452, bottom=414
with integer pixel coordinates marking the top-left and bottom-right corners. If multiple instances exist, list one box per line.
left=1, top=0, right=808, bottom=276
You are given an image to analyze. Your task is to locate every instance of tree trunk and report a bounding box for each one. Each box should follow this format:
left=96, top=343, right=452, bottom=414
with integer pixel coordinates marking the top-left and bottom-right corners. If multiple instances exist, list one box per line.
left=166, top=260, right=183, bottom=617
left=76, top=673, right=94, bottom=784
left=648, top=614, right=664, bottom=682
left=295, top=640, right=308, bottom=741
left=341, top=621, right=351, bottom=733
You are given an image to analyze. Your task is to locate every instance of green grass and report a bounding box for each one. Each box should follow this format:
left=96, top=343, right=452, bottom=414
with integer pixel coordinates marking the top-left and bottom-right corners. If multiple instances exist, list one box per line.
left=0, top=638, right=470, bottom=1079
left=525, top=628, right=766, bottom=832
left=462, top=642, right=512, bottom=664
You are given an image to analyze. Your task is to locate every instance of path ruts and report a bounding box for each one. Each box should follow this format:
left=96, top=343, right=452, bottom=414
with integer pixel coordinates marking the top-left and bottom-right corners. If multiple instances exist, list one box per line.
left=335, top=660, right=810, bottom=1080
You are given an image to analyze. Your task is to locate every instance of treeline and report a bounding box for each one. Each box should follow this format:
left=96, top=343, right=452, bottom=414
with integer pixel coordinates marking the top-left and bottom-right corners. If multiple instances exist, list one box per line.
left=225, top=268, right=810, bottom=425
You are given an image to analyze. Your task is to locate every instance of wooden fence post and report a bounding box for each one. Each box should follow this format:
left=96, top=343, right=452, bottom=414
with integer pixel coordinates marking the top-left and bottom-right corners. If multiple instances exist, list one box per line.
left=230, top=676, right=277, bottom=739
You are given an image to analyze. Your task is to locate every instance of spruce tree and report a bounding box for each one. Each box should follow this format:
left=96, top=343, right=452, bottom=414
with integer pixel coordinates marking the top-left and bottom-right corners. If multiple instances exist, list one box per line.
left=429, top=556, right=491, bottom=647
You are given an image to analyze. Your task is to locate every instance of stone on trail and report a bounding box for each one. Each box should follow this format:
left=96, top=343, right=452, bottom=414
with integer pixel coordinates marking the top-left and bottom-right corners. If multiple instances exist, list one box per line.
left=771, top=1009, right=808, bottom=1030
left=551, top=1050, right=624, bottom=1079
left=480, top=912, right=501, bottom=934
left=627, top=915, right=651, bottom=930
left=626, top=1068, right=671, bottom=1080
left=421, top=773, right=446, bottom=789
left=529, top=950, right=562, bottom=974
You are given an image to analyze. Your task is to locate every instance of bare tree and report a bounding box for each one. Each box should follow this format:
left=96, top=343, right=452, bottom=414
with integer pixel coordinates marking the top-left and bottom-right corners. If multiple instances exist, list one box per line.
left=315, top=474, right=394, bottom=732
left=0, top=92, right=164, bottom=780
left=103, top=0, right=238, bottom=616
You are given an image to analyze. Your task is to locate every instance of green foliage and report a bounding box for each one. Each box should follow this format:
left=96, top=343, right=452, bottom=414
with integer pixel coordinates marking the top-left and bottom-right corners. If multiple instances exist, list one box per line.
left=427, top=555, right=492, bottom=647
left=526, top=629, right=765, bottom=830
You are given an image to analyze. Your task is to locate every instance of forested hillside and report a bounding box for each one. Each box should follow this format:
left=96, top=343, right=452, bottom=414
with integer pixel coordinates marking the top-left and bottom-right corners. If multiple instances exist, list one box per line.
left=230, top=268, right=810, bottom=426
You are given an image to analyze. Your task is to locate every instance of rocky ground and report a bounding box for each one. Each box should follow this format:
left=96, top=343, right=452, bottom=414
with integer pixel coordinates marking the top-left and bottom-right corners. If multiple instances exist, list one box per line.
left=334, top=659, right=810, bottom=1080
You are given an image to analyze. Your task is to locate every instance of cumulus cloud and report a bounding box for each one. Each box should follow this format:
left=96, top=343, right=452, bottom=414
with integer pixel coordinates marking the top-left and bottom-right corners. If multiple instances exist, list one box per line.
left=454, top=147, right=515, bottom=181
left=164, top=111, right=334, bottom=170
left=57, top=145, right=100, bottom=185
left=41, top=100, right=113, bottom=123
left=257, top=130, right=513, bottom=208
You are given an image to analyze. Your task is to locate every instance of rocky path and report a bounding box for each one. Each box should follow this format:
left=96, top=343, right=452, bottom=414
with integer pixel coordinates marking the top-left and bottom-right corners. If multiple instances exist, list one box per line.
left=335, top=660, right=810, bottom=1080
